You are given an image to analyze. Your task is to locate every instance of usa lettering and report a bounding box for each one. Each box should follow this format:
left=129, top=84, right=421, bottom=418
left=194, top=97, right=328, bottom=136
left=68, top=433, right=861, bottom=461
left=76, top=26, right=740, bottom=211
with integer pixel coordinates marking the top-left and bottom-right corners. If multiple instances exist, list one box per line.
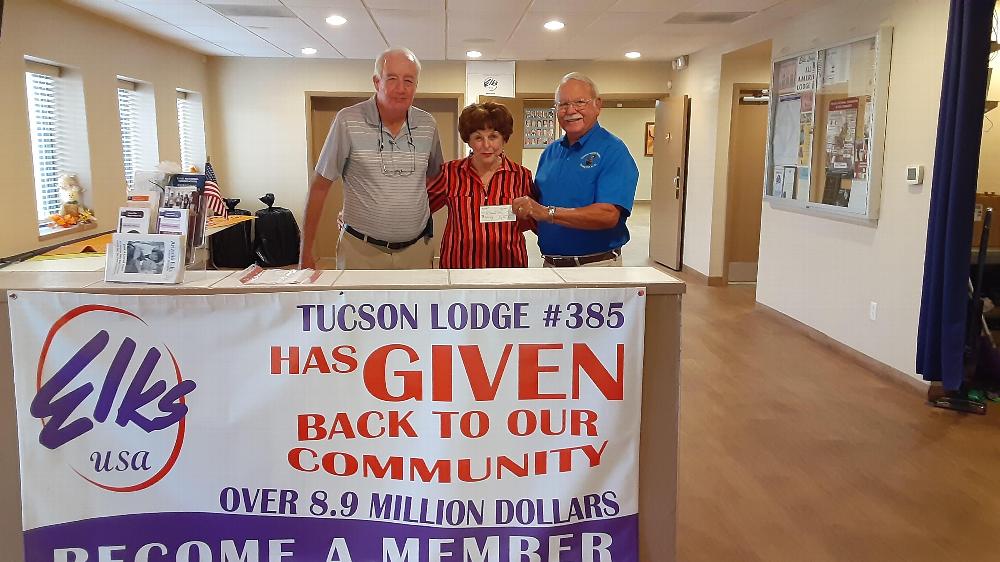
left=30, top=330, right=197, bottom=450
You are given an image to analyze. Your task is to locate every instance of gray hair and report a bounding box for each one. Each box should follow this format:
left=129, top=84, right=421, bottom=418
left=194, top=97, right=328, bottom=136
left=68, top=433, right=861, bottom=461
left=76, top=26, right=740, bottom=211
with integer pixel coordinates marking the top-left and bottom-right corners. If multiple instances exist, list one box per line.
left=374, top=47, right=422, bottom=80
left=556, top=72, right=600, bottom=101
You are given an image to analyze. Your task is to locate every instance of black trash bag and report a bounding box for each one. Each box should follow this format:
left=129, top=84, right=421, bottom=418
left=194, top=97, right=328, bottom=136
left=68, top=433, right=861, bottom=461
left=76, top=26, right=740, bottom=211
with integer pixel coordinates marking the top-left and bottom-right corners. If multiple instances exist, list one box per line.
left=253, top=193, right=300, bottom=267
left=210, top=198, right=254, bottom=269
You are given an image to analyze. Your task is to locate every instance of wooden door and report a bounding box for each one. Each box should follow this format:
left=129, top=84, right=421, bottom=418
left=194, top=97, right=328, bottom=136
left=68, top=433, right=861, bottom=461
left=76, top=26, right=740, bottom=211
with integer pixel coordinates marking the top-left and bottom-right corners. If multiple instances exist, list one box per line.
left=478, top=96, right=524, bottom=164
left=724, top=87, right=769, bottom=282
left=649, top=95, right=690, bottom=270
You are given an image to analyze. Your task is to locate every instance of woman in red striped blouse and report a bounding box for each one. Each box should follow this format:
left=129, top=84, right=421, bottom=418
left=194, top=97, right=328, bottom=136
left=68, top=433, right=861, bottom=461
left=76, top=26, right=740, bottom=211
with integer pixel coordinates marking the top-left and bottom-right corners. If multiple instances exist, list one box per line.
left=428, top=102, right=537, bottom=268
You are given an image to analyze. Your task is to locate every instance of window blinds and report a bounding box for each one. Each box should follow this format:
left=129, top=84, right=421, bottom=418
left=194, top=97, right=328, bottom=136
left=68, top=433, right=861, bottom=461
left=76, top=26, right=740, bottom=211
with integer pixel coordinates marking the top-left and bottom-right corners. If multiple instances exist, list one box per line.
left=176, top=91, right=206, bottom=172
left=26, top=71, right=63, bottom=220
left=118, top=84, right=140, bottom=190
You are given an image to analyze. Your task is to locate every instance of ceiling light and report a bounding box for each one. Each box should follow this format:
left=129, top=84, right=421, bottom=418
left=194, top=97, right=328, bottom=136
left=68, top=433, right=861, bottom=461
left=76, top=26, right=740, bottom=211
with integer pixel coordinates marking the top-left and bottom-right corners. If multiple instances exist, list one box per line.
left=301, top=47, right=317, bottom=55
left=326, top=15, right=347, bottom=26
left=625, top=51, right=641, bottom=59
left=544, top=20, right=565, bottom=31
left=466, top=50, right=482, bottom=58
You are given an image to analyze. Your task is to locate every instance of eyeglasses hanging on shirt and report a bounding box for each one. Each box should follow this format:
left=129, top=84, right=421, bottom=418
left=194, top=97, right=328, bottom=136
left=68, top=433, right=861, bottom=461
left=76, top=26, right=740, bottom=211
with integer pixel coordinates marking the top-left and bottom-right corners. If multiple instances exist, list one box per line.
left=377, top=113, right=416, bottom=177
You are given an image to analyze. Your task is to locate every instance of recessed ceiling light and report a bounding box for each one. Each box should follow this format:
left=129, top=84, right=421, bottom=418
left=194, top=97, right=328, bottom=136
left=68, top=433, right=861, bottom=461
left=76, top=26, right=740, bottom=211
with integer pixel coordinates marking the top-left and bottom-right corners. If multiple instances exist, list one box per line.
left=466, top=50, right=483, bottom=58
left=326, top=15, right=347, bottom=26
left=301, top=47, right=317, bottom=55
left=625, top=51, right=641, bottom=59
left=544, top=20, right=565, bottom=31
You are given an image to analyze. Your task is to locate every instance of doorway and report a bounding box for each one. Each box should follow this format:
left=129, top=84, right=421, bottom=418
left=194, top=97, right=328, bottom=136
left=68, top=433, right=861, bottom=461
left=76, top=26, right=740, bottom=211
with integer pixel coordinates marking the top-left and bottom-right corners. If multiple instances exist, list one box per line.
left=305, top=93, right=463, bottom=267
left=723, top=84, right=769, bottom=283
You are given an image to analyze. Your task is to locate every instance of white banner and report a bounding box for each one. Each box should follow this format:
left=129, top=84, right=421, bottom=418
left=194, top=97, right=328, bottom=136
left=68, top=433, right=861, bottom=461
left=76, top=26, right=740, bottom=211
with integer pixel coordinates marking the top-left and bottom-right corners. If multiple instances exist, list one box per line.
left=10, top=288, right=645, bottom=562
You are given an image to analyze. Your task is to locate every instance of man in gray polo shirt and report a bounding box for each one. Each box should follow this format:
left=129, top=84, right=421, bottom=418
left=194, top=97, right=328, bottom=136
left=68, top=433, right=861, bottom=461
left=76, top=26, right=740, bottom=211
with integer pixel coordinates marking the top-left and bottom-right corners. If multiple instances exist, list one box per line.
left=300, top=47, right=444, bottom=270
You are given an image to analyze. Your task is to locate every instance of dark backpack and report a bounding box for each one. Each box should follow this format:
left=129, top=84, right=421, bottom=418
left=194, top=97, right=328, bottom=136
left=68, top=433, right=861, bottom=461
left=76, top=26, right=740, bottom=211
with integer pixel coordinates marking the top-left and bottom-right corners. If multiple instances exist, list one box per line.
left=210, top=198, right=254, bottom=269
left=253, top=193, right=300, bottom=267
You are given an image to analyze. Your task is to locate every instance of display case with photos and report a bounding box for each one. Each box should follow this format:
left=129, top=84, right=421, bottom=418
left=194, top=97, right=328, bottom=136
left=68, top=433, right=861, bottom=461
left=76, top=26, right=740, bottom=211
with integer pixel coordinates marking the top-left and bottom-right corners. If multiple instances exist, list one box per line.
left=524, top=107, right=557, bottom=148
left=764, top=26, right=893, bottom=221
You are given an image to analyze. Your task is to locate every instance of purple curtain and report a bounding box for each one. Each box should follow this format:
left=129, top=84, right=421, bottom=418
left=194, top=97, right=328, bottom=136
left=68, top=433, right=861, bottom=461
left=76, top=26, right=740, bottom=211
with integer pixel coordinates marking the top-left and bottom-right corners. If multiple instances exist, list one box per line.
left=917, top=0, right=996, bottom=389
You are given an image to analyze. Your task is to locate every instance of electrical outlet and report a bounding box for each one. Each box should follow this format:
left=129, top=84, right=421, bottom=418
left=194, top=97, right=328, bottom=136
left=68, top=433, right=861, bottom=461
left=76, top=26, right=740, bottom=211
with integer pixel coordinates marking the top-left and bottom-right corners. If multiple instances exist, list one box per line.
left=869, top=301, right=878, bottom=321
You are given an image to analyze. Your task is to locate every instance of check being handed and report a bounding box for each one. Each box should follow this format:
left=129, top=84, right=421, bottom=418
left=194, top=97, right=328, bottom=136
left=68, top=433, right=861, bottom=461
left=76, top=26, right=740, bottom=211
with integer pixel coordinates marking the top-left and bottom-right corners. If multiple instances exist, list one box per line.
left=479, top=204, right=516, bottom=223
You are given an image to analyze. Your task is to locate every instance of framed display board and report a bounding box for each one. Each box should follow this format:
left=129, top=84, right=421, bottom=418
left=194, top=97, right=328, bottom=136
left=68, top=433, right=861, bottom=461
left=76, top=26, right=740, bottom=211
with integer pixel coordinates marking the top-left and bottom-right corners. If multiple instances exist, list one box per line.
left=524, top=107, right=557, bottom=148
left=763, top=26, right=893, bottom=221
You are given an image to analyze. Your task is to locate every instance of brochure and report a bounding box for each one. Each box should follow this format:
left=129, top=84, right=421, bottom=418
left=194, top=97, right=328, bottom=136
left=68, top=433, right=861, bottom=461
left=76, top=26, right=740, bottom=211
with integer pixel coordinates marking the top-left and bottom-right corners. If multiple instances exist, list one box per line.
left=104, top=233, right=186, bottom=284
left=157, top=208, right=190, bottom=237
left=117, top=207, right=152, bottom=234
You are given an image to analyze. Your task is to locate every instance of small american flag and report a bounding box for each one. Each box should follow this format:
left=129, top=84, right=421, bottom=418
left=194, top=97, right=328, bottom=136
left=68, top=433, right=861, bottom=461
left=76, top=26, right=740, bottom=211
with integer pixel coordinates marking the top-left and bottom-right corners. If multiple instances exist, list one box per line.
left=203, top=161, right=228, bottom=219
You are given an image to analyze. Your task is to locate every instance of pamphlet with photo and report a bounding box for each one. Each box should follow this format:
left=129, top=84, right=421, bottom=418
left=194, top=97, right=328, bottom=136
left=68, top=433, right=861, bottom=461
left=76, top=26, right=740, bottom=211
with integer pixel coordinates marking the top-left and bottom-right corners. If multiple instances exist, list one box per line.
left=104, top=233, right=185, bottom=284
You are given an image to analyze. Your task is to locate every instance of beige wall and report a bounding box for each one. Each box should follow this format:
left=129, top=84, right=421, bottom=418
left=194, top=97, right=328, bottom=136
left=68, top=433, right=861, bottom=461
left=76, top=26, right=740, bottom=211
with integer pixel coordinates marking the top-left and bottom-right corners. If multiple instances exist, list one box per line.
left=669, top=0, right=946, bottom=381
left=668, top=41, right=772, bottom=276
left=667, top=51, right=723, bottom=274
left=522, top=107, right=656, bottom=200
left=207, top=58, right=466, bottom=224
left=594, top=107, right=656, bottom=200
left=710, top=42, right=772, bottom=275
left=208, top=59, right=670, bottom=226
left=754, top=0, right=946, bottom=381
left=0, top=0, right=211, bottom=258
left=515, top=61, right=671, bottom=97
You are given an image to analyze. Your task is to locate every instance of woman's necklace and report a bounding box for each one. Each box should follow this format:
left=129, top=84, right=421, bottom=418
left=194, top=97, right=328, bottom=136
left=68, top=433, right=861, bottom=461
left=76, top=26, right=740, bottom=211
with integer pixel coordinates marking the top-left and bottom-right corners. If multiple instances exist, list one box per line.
left=475, top=156, right=502, bottom=189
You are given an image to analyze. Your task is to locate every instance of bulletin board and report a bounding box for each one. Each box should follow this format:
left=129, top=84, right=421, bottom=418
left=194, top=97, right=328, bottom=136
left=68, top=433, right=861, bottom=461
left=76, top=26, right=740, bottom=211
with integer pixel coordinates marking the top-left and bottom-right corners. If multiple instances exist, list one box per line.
left=764, top=26, right=893, bottom=221
left=524, top=107, right=557, bottom=148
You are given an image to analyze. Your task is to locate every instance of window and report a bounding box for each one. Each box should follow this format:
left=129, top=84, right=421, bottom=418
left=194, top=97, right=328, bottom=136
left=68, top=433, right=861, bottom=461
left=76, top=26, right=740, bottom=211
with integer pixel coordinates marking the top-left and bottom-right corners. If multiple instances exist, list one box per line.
left=24, top=59, right=91, bottom=226
left=117, top=78, right=159, bottom=190
left=25, top=69, right=61, bottom=219
left=176, top=89, right=206, bottom=172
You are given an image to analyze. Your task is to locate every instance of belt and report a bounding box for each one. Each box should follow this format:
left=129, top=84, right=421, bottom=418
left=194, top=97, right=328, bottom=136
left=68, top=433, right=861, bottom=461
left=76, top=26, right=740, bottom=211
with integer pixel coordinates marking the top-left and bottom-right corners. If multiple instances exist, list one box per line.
left=344, top=224, right=425, bottom=250
left=544, top=249, right=621, bottom=267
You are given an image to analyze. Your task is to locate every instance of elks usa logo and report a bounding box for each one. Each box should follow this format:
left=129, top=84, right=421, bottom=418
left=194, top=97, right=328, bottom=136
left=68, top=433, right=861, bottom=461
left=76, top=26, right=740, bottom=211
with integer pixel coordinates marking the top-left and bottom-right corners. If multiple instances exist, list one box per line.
left=581, top=152, right=601, bottom=169
left=30, top=304, right=196, bottom=492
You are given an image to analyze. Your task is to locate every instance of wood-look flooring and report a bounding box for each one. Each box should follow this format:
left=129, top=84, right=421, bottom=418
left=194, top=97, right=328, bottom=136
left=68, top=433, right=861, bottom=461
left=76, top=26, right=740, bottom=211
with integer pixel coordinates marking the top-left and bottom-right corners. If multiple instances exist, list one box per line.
left=672, top=277, right=1000, bottom=562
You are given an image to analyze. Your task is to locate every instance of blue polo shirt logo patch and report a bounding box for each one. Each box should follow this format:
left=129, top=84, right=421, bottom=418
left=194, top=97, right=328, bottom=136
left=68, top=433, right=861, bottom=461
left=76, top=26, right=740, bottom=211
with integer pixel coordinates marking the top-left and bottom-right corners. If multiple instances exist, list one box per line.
left=580, top=152, right=601, bottom=168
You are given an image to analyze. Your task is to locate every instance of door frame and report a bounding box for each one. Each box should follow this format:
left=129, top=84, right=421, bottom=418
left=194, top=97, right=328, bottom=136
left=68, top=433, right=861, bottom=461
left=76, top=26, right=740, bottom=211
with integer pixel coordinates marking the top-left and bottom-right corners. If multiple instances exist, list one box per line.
left=722, top=82, right=769, bottom=284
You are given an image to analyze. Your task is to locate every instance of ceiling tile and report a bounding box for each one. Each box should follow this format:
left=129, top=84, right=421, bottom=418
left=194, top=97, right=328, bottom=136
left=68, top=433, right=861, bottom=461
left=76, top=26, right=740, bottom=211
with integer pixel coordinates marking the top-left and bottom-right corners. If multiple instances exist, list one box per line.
left=199, top=0, right=282, bottom=5
left=65, top=0, right=827, bottom=61
left=282, top=0, right=364, bottom=6
left=364, top=0, right=444, bottom=9
left=120, top=0, right=231, bottom=27
left=447, top=9, right=523, bottom=60
left=371, top=9, right=445, bottom=60
left=289, top=5, right=388, bottom=59
left=683, top=0, right=783, bottom=11
left=447, top=0, right=530, bottom=11
left=530, top=0, right=618, bottom=12
left=231, top=16, right=342, bottom=57
left=609, top=0, right=687, bottom=12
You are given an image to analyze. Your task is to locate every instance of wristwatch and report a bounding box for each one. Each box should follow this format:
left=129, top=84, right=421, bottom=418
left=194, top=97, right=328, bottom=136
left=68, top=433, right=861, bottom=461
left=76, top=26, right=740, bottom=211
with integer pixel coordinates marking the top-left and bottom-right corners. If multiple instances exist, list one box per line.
left=547, top=206, right=556, bottom=222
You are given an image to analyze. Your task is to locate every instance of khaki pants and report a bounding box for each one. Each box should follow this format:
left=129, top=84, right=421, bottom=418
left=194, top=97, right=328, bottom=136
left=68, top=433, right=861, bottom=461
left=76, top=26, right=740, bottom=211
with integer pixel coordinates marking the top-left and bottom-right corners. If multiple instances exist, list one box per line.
left=336, top=228, right=435, bottom=270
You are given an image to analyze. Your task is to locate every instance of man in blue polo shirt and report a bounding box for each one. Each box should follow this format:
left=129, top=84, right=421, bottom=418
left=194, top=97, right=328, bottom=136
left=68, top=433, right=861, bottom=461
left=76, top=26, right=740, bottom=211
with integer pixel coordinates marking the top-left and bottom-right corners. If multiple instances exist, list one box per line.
left=513, top=72, right=638, bottom=267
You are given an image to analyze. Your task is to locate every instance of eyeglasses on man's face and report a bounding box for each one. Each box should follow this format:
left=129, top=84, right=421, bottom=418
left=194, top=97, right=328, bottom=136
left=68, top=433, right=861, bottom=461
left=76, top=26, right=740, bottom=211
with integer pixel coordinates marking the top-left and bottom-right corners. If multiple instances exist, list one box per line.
left=555, top=99, right=594, bottom=112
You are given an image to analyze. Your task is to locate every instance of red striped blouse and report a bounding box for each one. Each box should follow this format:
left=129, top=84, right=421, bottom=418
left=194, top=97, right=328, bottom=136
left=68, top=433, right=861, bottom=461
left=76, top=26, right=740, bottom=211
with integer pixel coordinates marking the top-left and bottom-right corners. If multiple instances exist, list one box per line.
left=428, top=155, right=537, bottom=268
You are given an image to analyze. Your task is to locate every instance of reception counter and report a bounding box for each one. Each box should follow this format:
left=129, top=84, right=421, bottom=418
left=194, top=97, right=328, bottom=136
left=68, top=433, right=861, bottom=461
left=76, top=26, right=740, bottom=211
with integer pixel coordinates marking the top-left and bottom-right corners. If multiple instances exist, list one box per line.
left=0, top=266, right=683, bottom=562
